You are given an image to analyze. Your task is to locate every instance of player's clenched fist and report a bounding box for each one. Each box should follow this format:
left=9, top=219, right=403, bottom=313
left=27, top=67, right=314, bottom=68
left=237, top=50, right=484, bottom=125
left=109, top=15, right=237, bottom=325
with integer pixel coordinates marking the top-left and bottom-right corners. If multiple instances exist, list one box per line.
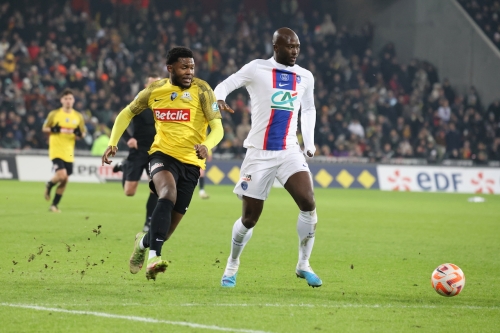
left=194, top=144, right=208, bottom=159
left=102, top=146, right=118, bottom=165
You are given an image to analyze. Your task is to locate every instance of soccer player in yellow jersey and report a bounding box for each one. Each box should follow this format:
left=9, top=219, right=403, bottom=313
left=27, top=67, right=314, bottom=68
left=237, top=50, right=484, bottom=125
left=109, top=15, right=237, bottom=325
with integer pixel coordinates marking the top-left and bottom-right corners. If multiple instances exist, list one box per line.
left=42, top=89, right=86, bottom=213
left=102, top=47, right=224, bottom=281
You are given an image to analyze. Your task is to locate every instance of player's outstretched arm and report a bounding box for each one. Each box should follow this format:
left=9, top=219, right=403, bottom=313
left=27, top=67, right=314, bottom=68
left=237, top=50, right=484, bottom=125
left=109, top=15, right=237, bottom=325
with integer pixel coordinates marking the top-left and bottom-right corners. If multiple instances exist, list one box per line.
left=102, top=107, right=135, bottom=165
left=213, top=61, right=255, bottom=112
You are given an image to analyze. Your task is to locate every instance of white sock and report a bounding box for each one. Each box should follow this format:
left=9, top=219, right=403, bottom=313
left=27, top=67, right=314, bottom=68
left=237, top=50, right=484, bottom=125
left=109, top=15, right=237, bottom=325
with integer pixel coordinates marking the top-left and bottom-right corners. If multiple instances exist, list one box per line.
left=296, top=209, right=317, bottom=271
left=148, top=250, right=157, bottom=259
left=224, top=217, right=253, bottom=276
left=139, top=235, right=146, bottom=250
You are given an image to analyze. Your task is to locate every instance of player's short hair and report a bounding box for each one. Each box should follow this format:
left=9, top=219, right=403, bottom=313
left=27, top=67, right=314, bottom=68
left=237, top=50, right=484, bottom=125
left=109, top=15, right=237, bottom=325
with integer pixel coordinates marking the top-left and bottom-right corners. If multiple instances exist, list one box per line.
left=60, top=88, right=74, bottom=98
left=166, top=47, right=194, bottom=65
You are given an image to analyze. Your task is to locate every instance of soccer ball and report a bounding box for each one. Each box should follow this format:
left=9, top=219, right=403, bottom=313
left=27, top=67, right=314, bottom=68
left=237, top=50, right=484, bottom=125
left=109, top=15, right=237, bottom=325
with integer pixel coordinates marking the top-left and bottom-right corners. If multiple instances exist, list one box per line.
left=431, top=263, right=465, bottom=297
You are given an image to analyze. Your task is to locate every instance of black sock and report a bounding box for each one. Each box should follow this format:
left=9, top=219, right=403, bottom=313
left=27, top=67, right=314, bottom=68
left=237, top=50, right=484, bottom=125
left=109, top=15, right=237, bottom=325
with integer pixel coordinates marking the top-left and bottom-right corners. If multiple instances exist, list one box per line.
left=149, top=198, right=174, bottom=256
left=199, top=176, right=205, bottom=190
left=46, top=181, right=56, bottom=191
left=52, top=194, right=62, bottom=206
left=121, top=164, right=126, bottom=188
left=145, top=192, right=157, bottom=226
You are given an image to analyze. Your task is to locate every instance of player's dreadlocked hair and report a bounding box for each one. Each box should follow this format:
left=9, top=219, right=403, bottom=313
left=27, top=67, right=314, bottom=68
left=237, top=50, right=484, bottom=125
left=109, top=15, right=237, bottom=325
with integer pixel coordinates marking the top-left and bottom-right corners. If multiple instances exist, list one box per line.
left=166, top=47, right=194, bottom=65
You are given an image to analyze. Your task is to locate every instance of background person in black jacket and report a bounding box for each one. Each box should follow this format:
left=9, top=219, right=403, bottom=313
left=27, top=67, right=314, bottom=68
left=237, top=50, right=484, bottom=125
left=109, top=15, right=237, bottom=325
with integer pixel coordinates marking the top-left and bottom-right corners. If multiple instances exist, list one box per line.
left=114, top=73, right=160, bottom=232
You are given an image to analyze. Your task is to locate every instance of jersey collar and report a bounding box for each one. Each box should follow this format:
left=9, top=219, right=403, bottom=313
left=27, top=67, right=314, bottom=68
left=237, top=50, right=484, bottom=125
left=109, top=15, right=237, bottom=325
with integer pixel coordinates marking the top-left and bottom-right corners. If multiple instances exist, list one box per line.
left=269, top=57, right=295, bottom=70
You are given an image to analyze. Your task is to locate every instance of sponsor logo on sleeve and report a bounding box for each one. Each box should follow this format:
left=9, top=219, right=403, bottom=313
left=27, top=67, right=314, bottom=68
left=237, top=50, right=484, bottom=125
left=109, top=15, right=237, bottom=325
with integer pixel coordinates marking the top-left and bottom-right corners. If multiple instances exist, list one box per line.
left=154, top=109, right=190, bottom=122
left=241, top=181, right=248, bottom=191
left=212, top=102, right=219, bottom=112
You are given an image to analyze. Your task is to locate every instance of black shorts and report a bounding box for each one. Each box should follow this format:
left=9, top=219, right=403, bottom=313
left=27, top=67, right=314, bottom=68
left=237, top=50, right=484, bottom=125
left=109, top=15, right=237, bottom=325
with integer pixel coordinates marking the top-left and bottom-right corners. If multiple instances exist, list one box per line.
left=148, top=151, right=200, bottom=215
left=124, top=149, right=149, bottom=182
left=52, top=158, right=73, bottom=176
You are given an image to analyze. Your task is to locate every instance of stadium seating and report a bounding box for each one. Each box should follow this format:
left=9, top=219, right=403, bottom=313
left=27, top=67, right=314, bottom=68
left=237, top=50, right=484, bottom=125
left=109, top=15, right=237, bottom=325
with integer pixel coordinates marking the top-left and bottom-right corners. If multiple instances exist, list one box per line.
left=0, top=0, right=499, bottom=163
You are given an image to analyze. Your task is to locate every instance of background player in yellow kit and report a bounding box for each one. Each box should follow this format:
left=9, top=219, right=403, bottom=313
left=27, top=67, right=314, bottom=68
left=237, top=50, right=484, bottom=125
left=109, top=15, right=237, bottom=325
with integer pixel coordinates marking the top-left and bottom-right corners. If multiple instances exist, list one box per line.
left=102, top=47, right=224, bottom=281
left=42, top=89, right=86, bottom=212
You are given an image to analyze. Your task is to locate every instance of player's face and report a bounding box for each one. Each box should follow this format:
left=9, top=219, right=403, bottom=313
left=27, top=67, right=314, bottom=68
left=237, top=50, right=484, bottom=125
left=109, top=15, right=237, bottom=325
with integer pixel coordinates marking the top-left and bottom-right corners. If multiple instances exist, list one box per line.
left=169, top=58, right=195, bottom=88
left=60, top=94, right=75, bottom=109
left=275, top=36, right=300, bottom=67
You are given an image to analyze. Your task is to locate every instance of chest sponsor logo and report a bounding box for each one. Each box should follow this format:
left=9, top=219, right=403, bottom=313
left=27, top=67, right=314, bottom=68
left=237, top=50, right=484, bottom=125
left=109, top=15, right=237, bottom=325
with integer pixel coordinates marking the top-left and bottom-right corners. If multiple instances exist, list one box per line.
left=271, top=91, right=298, bottom=111
left=154, top=109, right=190, bottom=122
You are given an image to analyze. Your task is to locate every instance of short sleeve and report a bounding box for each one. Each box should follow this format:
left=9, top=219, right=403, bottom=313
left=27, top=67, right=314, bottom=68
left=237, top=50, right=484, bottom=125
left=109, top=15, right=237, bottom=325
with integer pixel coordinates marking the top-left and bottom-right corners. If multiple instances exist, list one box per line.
left=196, top=78, right=222, bottom=122
left=78, top=112, right=87, bottom=134
left=128, top=80, right=165, bottom=115
left=43, top=110, right=56, bottom=128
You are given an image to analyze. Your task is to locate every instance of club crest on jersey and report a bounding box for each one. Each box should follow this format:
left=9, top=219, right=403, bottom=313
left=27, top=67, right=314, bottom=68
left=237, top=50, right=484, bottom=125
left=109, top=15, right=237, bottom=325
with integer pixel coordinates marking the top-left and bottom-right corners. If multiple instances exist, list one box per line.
left=273, top=69, right=296, bottom=91
left=241, top=181, right=248, bottom=191
left=296, top=75, right=301, bottom=83
left=171, top=92, right=178, bottom=101
left=181, top=92, right=192, bottom=101
left=65, top=118, right=69, bottom=123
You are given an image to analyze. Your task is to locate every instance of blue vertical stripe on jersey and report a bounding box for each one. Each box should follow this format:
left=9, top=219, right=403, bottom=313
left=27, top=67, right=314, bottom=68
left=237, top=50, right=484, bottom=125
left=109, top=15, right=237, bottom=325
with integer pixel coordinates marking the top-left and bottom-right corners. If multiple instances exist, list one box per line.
left=272, top=69, right=296, bottom=91
left=263, top=109, right=293, bottom=150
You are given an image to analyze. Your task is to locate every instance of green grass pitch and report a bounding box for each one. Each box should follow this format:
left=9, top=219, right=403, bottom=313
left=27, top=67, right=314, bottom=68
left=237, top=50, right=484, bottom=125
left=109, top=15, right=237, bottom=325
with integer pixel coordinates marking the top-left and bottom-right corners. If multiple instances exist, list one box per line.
left=0, top=180, right=499, bottom=332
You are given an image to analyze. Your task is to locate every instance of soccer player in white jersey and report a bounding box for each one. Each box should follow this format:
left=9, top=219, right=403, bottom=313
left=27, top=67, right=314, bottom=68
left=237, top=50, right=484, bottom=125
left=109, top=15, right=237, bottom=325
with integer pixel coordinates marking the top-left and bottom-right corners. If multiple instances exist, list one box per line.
left=214, top=27, right=321, bottom=288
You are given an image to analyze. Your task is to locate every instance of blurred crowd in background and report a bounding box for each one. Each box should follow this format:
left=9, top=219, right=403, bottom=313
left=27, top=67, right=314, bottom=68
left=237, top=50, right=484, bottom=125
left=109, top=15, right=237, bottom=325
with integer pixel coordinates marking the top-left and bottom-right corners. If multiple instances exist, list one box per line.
left=460, top=0, right=500, bottom=50
left=0, top=0, right=499, bottom=164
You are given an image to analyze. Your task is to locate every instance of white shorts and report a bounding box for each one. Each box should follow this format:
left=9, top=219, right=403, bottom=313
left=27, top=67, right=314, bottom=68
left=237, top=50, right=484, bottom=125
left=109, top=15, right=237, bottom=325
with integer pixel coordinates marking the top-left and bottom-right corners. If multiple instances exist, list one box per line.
left=233, top=146, right=310, bottom=200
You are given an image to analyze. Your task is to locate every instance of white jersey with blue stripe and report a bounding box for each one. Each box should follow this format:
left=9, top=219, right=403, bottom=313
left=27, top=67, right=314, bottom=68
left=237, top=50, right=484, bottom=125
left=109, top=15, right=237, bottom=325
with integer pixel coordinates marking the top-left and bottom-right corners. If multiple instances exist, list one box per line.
left=214, top=57, right=316, bottom=153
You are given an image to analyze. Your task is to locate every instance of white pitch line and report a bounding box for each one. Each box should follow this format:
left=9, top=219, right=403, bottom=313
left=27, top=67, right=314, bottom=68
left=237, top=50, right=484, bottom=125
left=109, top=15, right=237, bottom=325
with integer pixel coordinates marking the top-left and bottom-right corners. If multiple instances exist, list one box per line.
left=0, top=303, right=271, bottom=333
left=19, top=302, right=500, bottom=311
